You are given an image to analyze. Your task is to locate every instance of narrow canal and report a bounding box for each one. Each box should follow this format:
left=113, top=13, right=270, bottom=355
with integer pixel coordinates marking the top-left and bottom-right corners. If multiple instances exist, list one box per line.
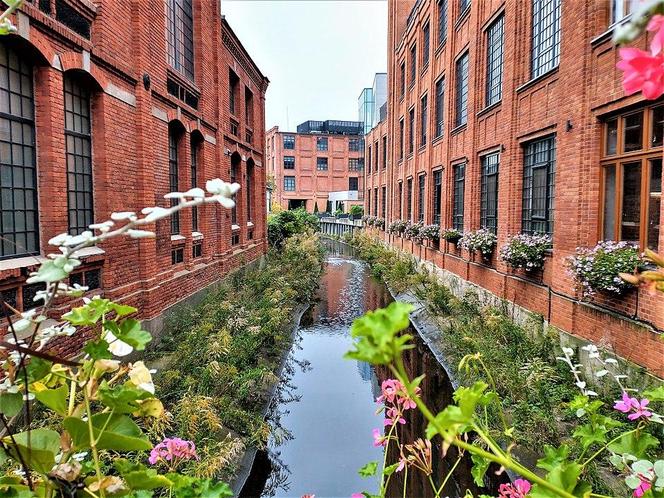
left=241, top=241, right=501, bottom=498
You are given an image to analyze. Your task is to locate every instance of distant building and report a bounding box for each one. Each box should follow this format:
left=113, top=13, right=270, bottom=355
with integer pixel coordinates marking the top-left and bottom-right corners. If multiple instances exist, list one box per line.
left=266, top=121, right=365, bottom=213
left=358, top=74, right=387, bottom=135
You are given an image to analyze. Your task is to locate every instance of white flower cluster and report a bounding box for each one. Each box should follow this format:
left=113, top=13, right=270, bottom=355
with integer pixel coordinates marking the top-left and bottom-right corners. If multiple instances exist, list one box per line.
left=499, top=233, right=552, bottom=271
left=419, top=224, right=440, bottom=241
left=387, top=220, right=408, bottom=235
left=458, top=229, right=497, bottom=256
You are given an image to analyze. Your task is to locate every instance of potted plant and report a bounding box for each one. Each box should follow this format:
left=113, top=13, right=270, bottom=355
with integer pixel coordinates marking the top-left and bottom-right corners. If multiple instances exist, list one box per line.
left=404, top=221, right=424, bottom=242
left=499, top=233, right=552, bottom=271
left=375, top=217, right=386, bottom=230
left=567, top=240, right=645, bottom=297
left=441, top=228, right=463, bottom=244
left=388, top=219, right=408, bottom=236
left=458, top=229, right=497, bottom=258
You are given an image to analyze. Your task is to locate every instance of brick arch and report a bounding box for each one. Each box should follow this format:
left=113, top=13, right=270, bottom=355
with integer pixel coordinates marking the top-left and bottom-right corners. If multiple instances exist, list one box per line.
left=59, top=52, right=107, bottom=91
left=23, top=29, right=55, bottom=66
left=165, top=110, right=190, bottom=132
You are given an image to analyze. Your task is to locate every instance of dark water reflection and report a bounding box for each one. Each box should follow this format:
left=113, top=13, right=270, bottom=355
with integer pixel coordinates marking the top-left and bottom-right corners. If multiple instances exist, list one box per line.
left=241, top=241, right=502, bottom=498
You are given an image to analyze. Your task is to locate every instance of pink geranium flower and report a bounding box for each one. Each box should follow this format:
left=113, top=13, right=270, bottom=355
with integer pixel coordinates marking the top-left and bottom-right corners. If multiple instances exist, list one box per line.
left=634, top=478, right=651, bottom=498
left=351, top=494, right=364, bottom=498
left=616, top=48, right=664, bottom=100
left=372, top=428, right=387, bottom=447
left=148, top=437, right=199, bottom=469
left=647, top=14, right=664, bottom=55
left=498, top=478, right=532, bottom=498
left=614, top=392, right=652, bottom=421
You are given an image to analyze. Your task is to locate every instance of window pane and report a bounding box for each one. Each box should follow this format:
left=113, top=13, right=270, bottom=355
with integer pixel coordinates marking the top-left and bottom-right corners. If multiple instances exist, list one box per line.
left=481, top=153, right=499, bottom=233
left=606, top=118, right=618, bottom=155
left=623, top=112, right=643, bottom=152
left=166, top=0, right=194, bottom=80
left=603, top=165, right=616, bottom=240
left=648, top=158, right=662, bottom=250
left=621, top=161, right=641, bottom=243
left=486, top=15, right=504, bottom=106
left=454, top=52, right=469, bottom=127
left=652, top=105, right=663, bottom=147
left=531, top=0, right=561, bottom=78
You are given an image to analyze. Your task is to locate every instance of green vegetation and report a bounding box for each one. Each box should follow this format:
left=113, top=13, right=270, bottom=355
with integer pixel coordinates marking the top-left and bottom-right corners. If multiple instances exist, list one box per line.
left=267, top=208, right=319, bottom=248
left=151, top=234, right=324, bottom=481
left=349, top=205, right=364, bottom=217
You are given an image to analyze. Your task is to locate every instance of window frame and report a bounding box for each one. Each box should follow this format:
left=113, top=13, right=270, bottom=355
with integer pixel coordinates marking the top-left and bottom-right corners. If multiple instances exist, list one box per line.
left=521, top=135, right=556, bottom=236
left=453, top=162, right=465, bottom=231
left=480, top=152, right=499, bottom=234
left=433, top=169, right=443, bottom=226
left=166, top=0, right=195, bottom=81
left=435, top=77, right=445, bottom=138
left=316, top=157, right=329, bottom=171
left=283, top=155, right=295, bottom=169
left=454, top=51, right=469, bottom=128
left=438, top=0, right=448, bottom=46
left=283, top=175, right=296, bottom=192
left=485, top=14, right=504, bottom=107
left=420, top=93, right=428, bottom=147
left=418, top=173, right=426, bottom=222
left=531, top=0, right=561, bottom=79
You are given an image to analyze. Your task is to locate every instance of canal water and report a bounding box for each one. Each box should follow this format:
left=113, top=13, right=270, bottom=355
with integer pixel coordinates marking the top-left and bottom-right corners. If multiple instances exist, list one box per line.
left=240, top=241, right=501, bottom=498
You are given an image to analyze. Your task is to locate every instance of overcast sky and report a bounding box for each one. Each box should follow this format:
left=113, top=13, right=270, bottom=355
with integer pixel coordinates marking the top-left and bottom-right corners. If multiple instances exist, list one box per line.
left=222, top=0, right=388, bottom=132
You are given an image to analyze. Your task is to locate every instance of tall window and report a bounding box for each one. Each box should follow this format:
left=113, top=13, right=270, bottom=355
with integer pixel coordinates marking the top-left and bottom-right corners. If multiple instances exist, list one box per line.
left=418, top=174, right=425, bottom=222
left=368, top=145, right=372, bottom=174
left=438, top=0, right=448, bottom=45
left=399, top=118, right=405, bottom=159
left=459, top=0, right=471, bottom=14
left=435, top=78, right=445, bottom=138
left=420, top=94, right=428, bottom=147
left=433, top=170, right=442, bottom=225
left=453, top=163, right=465, bottom=230
left=381, top=186, right=387, bottom=219
left=317, top=137, right=328, bottom=151
left=229, top=70, right=239, bottom=115
left=190, top=136, right=201, bottom=231
left=0, top=43, right=38, bottom=258
left=382, top=136, right=388, bottom=169
left=407, top=178, right=413, bottom=221
left=480, top=153, right=499, bottom=234
left=349, top=138, right=363, bottom=152
left=374, top=141, right=379, bottom=170
left=283, top=135, right=295, bottom=149
left=532, top=0, right=561, bottom=78
left=349, top=177, right=359, bottom=191
left=245, top=87, right=254, bottom=127
left=284, top=156, right=295, bottom=169
left=230, top=160, right=238, bottom=224
left=454, top=52, right=469, bottom=127
left=611, top=0, right=637, bottom=24
left=374, top=188, right=378, bottom=216
left=316, top=157, right=328, bottom=171
left=423, top=22, right=430, bottom=67
left=400, top=61, right=406, bottom=99
left=409, top=108, right=415, bottom=154
left=410, top=44, right=417, bottom=87
left=246, top=163, right=253, bottom=222
left=284, top=176, right=295, bottom=191
left=522, top=136, right=556, bottom=235
left=168, top=126, right=181, bottom=234
left=398, top=182, right=403, bottom=219
left=64, top=74, right=93, bottom=235
left=166, top=0, right=194, bottom=80
left=486, top=14, right=504, bottom=107
left=601, top=105, right=663, bottom=250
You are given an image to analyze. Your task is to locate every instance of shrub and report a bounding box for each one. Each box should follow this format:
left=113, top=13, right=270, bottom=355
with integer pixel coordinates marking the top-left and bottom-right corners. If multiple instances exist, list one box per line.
left=419, top=224, right=440, bottom=241
left=458, top=228, right=497, bottom=256
left=499, top=233, right=552, bottom=271
left=388, top=219, right=408, bottom=235
left=441, top=228, right=463, bottom=243
left=404, top=221, right=424, bottom=241
left=267, top=208, right=319, bottom=247
left=567, top=240, right=644, bottom=297
left=349, top=205, right=364, bottom=217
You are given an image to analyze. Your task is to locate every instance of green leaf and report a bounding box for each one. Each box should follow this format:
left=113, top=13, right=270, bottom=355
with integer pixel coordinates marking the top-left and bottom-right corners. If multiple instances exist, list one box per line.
left=33, top=384, right=68, bottom=416
left=166, top=474, right=233, bottom=498
left=63, top=298, right=110, bottom=326
left=530, top=462, right=585, bottom=498
left=425, top=405, right=469, bottom=440
left=453, top=381, right=493, bottom=418
left=83, top=339, right=112, bottom=360
left=537, top=445, right=571, bottom=473
left=64, top=413, right=152, bottom=451
left=470, top=453, right=489, bottom=487
left=27, top=260, right=68, bottom=284
left=104, top=319, right=151, bottom=351
left=2, top=428, right=61, bottom=474
left=358, top=461, right=378, bottom=478
left=123, top=470, right=172, bottom=490
left=572, top=423, right=608, bottom=450
left=26, top=357, right=52, bottom=383
left=98, top=381, right=152, bottom=414
left=109, top=303, right=138, bottom=318
left=609, top=432, right=659, bottom=459
left=0, top=392, right=23, bottom=417
left=383, top=462, right=400, bottom=477
left=643, top=385, right=664, bottom=402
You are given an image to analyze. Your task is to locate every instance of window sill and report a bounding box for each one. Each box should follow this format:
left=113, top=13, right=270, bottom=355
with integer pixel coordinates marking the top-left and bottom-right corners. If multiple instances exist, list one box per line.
left=432, top=134, right=445, bottom=146
left=455, top=7, right=471, bottom=30
left=516, top=66, right=559, bottom=94
left=420, top=63, right=429, bottom=76
left=451, top=123, right=467, bottom=135
left=247, top=221, right=254, bottom=227
left=171, top=234, right=186, bottom=245
left=591, top=15, right=633, bottom=47
left=418, top=144, right=427, bottom=153
left=435, top=40, right=446, bottom=57
left=167, top=69, right=201, bottom=95
left=232, top=224, right=241, bottom=231
left=192, top=231, right=204, bottom=240
left=407, top=152, right=414, bottom=160
left=477, top=100, right=502, bottom=118
left=0, top=254, right=48, bottom=272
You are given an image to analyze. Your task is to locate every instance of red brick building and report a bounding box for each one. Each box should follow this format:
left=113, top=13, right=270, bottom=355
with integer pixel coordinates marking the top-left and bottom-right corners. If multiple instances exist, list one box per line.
left=0, top=1, right=268, bottom=342
left=266, top=120, right=365, bottom=213
left=366, top=0, right=664, bottom=374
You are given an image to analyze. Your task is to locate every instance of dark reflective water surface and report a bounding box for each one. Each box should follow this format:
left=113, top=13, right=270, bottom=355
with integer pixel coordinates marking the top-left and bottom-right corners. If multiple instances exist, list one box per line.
left=241, top=241, right=501, bottom=498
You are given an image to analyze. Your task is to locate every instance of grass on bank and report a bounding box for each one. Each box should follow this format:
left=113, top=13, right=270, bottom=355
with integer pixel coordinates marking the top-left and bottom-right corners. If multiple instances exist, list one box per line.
left=145, top=233, right=324, bottom=481
left=345, top=232, right=663, bottom=495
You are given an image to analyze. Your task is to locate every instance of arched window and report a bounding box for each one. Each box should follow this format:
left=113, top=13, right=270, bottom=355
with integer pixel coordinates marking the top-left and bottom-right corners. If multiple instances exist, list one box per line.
left=0, top=42, right=39, bottom=258
left=246, top=159, right=254, bottom=223
left=166, top=0, right=194, bottom=81
left=64, top=73, right=93, bottom=235
left=168, top=124, right=182, bottom=234
left=190, top=133, right=202, bottom=232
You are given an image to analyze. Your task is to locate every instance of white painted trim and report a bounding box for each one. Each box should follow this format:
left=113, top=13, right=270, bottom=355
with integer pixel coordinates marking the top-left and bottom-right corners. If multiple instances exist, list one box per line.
left=151, top=107, right=168, bottom=122
left=231, top=224, right=240, bottom=231
left=105, top=83, right=136, bottom=107
left=170, top=234, right=186, bottom=242
left=204, top=134, right=217, bottom=145
left=76, top=246, right=106, bottom=258
left=192, top=231, right=204, bottom=240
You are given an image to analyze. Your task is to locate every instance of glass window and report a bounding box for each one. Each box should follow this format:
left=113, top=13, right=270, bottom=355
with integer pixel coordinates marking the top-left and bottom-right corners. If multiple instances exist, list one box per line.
left=418, top=174, right=426, bottom=222
left=481, top=153, right=499, bottom=234
left=459, top=0, right=470, bottom=15
left=455, top=52, right=469, bottom=127
left=166, top=0, right=194, bottom=80
left=317, top=137, right=328, bottom=151
left=611, top=0, right=638, bottom=24
left=382, top=186, right=387, bottom=219
left=621, top=161, right=641, bottom=242
left=399, top=118, right=405, bottom=159
left=190, top=136, right=201, bottom=231
left=246, top=163, right=253, bottom=222
left=64, top=74, right=93, bottom=236
left=433, top=170, right=442, bottom=225
left=603, top=165, right=616, bottom=240
left=283, top=135, right=295, bottom=149
left=230, top=160, right=238, bottom=224
left=651, top=105, right=663, bottom=147
left=400, top=61, right=406, bottom=98
left=349, top=158, right=362, bottom=171
left=316, top=157, right=328, bottom=171
left=453, top=163, right=465, bottom=230
left=606, top=118, right=618, bottom=155
left=423, top=22, right=430, bottom=67
left=435, top=78, right=445, bottom=138
left=284, top=156, right=295, bottom=169
left=407, top=178, right=413, bottom=221
left=0, top=42, right=39, bottom=258
left=382, top=136, right=388, bottom=168
left=409, top=108, right=415, bottom=154
left=648, top=158, right=661, bottom=250
left=486, top=14, right=504, bottom=107
left=168, top=126, right=181, bottom=234
left=349, top=177, right=358, bottom=191
left=420, top=94, right=428, bottom=147
left=438, top=0, right=448, bottom=45
left=398, top=182, right=403, bottom=219
left=522, top=136, right=556, bottom=235
left=624, top=112, right=643, bottom=152
left=374, top=141, right=379, bottom=169
left=284, top=176, right=295, bottom=191
left=171, top=247, right=184, bottom=264
left=531, top=0, right=561, bottom=78
left=410, top=44, right=417, bottom=86
left=374, top=188, right=378, bottom=216
left=367, top=145, right=372, bottom=173
left=349, top=138, right=363, bottom=152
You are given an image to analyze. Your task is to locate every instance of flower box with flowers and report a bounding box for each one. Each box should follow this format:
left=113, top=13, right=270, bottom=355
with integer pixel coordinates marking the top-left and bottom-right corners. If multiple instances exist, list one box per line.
left=388, top=219, right=408, bottom=237
left=374, top=217, right=385, bottom=230
left=499, top=233, right=552, bottom=273
left=458, top=229, right=497, bottom=259
left=441, top=228, right=463, bottom=244
left=404, top=221, right=424, bottom=243
left=567, top=240, right=645, bottom=298
left=364, top=215, right=377, bottom=227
